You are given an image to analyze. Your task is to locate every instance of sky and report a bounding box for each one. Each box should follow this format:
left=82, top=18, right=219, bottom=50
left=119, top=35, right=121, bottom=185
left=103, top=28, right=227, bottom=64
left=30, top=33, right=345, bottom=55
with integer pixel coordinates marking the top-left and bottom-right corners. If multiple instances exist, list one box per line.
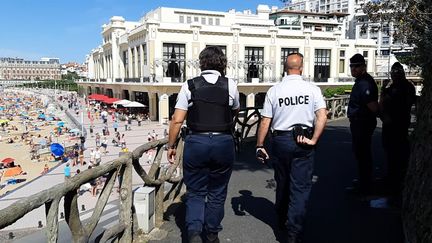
left=0, top=0, right=284, bottom=64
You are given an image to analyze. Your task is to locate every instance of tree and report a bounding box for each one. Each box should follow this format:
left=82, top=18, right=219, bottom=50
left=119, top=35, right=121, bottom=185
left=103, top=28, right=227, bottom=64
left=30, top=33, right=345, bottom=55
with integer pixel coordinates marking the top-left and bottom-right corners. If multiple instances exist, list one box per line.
left=364, top=1, right=432, bottom=242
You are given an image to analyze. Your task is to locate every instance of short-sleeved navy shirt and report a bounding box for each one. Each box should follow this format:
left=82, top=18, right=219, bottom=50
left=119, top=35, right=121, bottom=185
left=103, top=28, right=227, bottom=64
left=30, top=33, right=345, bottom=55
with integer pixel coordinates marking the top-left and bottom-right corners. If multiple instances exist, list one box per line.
left=348, top=73, right=378, bottom=120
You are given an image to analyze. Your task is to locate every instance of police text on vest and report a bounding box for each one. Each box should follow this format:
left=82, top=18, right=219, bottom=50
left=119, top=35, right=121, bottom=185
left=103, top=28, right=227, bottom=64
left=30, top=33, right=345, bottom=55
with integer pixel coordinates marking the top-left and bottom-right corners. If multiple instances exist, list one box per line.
left=278, top=95, right=310, bottom=107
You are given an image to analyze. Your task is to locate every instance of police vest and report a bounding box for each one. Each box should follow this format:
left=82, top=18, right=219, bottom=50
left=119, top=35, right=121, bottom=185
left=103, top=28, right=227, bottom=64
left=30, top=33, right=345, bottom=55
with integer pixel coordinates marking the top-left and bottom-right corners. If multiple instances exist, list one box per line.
left=186, top=75, right=233, bottom=132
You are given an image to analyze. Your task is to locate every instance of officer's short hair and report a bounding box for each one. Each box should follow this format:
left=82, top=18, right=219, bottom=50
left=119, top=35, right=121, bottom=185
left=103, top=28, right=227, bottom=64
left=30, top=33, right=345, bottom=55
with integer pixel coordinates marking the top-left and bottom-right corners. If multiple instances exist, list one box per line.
left=199, top=46, right=227, bottom=75
left=284, top=52, right=304, bottom=72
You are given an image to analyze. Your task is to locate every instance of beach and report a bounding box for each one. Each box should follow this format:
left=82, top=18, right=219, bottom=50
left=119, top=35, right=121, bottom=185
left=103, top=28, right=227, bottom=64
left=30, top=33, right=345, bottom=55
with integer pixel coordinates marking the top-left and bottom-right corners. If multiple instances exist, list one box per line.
left=0, top=89, right=77, bottom=195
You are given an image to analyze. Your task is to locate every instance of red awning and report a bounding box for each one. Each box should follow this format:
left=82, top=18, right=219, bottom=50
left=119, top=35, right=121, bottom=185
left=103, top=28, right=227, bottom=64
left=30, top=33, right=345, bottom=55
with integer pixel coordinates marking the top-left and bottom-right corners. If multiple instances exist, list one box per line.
left=102, top=98, right=120, bottom=104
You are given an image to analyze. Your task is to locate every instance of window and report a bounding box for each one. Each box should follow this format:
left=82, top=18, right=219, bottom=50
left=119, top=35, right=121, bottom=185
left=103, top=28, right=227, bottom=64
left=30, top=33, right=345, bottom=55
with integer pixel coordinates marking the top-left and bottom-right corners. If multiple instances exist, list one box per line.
left=187, top=16, right=192, bottom=24
left=382, top=37, right=390, bottom=45
left=326, top=26, right=333, bottom=32
left=208, top=18, right=213, bottom=25
left=315, top=25, right=322, bottom=31
left=215, top=18, right=220, bottom=25
left=314, top=49, right=331, bottom=82
left=381, top=50, right=390, bottom=56
left=280, top=48, right=300, bottom=77
left=179, top=15, right=184, bottom=23
left=245, top=47, right=264, bottom=82
left=339, top=50, right=345, bottom=73
left=201, top=17, right=206, bottom=25
left=363, top=51, right=369, bottom=65
left=194, top=16, right=199, bottom=22
left=163, top=43, right=186, bottom=82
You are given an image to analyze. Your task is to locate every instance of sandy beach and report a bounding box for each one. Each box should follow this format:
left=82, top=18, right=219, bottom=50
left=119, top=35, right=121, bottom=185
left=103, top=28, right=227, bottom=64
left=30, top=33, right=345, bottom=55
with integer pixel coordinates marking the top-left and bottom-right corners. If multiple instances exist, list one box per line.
left=0, top=89, right=77, bottom=195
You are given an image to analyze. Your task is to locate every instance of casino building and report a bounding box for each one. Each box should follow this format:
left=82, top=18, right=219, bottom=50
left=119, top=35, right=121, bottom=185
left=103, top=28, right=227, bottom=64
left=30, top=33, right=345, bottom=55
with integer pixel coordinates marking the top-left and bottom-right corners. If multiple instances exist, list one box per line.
left=78, top=4, right=377, bottom=123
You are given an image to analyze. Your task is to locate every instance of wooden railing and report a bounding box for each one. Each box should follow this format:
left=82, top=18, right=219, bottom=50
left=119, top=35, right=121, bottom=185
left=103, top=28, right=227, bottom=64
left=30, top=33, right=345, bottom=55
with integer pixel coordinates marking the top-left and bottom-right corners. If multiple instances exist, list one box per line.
left=0, top=137, right=183, bottom=242
left=325, top=95, right=350, bottom=120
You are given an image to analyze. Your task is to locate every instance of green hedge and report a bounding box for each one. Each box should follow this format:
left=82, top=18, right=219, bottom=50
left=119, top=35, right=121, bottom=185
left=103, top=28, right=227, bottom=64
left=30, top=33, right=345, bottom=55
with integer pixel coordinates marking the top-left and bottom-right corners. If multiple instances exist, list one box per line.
left=323, top=85, right=353, bottom=98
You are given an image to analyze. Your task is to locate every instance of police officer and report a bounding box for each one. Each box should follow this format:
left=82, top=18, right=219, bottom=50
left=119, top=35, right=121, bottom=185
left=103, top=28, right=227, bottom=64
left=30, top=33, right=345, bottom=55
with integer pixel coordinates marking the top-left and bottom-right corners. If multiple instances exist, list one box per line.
left=380, top=62, right=415, bottom=205
left=167, top=46, right=240, bottom=243
left=256, top=53, right=327, bottom=243
left=347, top=53, right=379, bottom=196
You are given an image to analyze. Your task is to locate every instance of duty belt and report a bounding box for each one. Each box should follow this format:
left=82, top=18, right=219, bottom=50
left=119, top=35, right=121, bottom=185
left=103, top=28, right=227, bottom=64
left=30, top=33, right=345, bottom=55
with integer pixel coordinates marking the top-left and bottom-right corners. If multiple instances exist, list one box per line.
left=188, top=131, right=231, bottom=135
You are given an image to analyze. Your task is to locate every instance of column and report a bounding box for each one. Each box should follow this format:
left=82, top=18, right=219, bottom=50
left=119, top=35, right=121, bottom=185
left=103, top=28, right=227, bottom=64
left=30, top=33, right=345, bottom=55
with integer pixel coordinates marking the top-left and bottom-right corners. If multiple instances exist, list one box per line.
left=158, top=94, right=169, bottom=124
left=246, top=93, right=255, bottom=108
left=149, top=92, right=158, bottom=121
left=139, top=45, right=144, bottom=79
left=128, top=47, right=132, bottom=79
left=134, top=46, right=139, bottom=78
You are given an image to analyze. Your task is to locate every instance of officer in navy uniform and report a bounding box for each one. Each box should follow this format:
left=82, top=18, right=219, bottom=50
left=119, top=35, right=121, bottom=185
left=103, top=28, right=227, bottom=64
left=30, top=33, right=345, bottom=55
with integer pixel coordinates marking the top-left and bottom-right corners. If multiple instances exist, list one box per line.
left=256, top=53, right=327, bottom=243
left=347, top=54, right=379, bottom=196
left=380, top=62, right=416, bottom=205
left=167, top=46, right=240, bottom=243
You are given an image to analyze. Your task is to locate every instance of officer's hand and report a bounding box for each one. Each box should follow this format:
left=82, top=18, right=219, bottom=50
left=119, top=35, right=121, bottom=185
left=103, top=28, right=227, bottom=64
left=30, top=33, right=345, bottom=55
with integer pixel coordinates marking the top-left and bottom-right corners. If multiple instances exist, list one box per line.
left=297, top=136, right=316, bottom=146
left=167, top=148, right=176, bottom=164
left=256, top=148, right=269, bottom=163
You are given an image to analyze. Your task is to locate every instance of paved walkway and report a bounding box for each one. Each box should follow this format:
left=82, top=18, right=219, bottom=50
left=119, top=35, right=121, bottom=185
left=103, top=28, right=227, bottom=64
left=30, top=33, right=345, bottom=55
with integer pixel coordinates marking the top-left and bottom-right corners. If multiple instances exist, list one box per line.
left=151, top=119, right=403, bottom=243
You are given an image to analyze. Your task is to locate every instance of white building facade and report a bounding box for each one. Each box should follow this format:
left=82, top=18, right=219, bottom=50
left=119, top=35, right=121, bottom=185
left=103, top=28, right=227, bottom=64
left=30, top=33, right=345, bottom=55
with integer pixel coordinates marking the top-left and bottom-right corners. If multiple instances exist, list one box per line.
left=86, top=5, right=376, bottom=84
left=80, top=5, right=377, bottom=122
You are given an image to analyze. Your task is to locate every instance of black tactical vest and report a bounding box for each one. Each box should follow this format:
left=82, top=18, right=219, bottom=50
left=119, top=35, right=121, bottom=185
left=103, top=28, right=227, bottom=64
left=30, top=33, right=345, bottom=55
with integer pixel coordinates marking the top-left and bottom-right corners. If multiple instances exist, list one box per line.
left=186, top=75, right=233, bottom=132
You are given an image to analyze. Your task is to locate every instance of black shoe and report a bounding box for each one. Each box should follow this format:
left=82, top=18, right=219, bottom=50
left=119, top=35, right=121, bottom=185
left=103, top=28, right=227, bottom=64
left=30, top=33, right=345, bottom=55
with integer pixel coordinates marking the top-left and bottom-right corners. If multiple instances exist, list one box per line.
left=205, top=232, right=220, bottom=243
left=188, top=231, right=202, bottom=243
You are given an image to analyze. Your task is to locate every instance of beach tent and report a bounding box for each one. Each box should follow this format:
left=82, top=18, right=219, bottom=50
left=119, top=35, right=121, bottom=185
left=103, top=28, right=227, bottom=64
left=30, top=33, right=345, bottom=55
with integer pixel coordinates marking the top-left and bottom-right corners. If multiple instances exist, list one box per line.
left=1, top=158, right=15, bottom=164
left=123, top=101, right=146, bottom=108
left=50, top=143, right=65, bottom=157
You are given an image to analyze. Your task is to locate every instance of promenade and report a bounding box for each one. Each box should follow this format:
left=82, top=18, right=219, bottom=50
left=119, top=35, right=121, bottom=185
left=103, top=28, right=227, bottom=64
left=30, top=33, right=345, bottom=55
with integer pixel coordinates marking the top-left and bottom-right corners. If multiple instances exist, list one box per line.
left=150, top=119, right=403, bottom=243
left=0, top=108, right=404, bottom=242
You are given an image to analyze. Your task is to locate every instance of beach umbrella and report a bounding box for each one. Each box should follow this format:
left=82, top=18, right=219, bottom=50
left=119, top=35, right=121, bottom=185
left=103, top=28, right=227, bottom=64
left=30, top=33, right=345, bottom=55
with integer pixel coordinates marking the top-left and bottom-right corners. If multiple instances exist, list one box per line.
left=50, top=143, right=65, bottom=157
left=1, top=158, right=15, bottom=164
left=123, top=101, right=146, bottom=108
left=113, top=99, right=131, bottom=106
left=57, top=121, right=65, bottom=127
left=69, top=128, right=80, bottom=134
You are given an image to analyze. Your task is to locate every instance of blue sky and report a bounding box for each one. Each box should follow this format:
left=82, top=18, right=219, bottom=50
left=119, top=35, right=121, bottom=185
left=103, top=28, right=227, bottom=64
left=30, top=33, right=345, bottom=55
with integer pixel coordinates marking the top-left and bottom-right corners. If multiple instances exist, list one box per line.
left=0, top=0, right=284, bottom=63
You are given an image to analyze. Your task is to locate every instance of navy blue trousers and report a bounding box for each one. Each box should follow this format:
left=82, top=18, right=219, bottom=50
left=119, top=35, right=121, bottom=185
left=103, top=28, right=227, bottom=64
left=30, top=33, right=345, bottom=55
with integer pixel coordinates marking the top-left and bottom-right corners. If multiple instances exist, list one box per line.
left=350, top=119, right=376, bottom=193
left=183, top=134, right=234, bottom=233
left=272, top=134, right=315, bottom=235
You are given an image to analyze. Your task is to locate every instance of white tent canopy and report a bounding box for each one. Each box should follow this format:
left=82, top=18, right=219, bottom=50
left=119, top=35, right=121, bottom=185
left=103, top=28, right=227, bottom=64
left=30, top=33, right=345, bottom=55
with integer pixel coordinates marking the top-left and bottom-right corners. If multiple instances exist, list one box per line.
left=113, top=99, right=131, bottom=106
left=123, top=101, right=146, bottom=108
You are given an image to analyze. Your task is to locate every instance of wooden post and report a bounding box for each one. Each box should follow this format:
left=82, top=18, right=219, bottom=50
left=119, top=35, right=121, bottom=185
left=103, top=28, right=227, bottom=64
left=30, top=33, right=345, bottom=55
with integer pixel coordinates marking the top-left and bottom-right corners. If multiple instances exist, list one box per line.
left=64, top=190, right=87, bottom=242
left=118, top=158, right=133, bottom=242
left=45, top=197, right=60, bottom=243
